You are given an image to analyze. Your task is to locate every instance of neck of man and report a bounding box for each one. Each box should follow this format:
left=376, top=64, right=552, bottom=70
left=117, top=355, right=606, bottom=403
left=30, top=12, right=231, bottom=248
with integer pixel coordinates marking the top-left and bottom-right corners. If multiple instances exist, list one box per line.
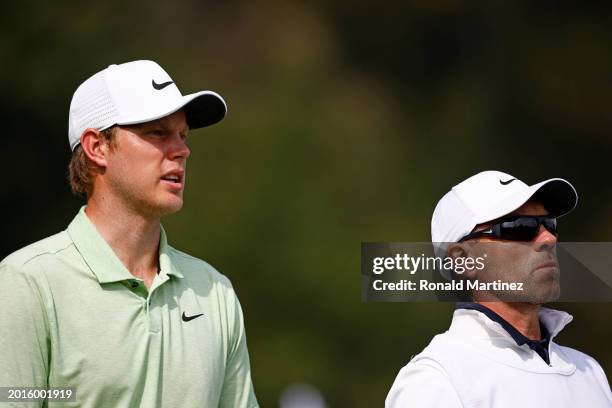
left=85, top=191, right=161, bottom=288
left=477, top=301, right=542, bottom=340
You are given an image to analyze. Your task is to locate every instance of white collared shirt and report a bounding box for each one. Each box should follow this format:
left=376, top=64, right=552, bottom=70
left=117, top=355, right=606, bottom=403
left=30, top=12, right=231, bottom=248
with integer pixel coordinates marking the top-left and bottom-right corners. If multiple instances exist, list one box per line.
left=386, top=308, right=612, bottom=407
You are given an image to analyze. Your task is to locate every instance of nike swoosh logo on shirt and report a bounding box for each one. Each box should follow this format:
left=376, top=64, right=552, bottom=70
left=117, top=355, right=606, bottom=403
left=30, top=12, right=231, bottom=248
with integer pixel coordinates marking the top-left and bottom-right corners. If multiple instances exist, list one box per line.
left=182, top=312, right=204, bottom=322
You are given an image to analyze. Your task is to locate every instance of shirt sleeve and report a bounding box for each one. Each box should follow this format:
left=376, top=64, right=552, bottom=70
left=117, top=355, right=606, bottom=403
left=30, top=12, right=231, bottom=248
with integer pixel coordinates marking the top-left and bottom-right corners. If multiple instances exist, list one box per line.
left=0, top=264, right=49, bottom=408
left=593, top=362, right=612, bottom=404
left=385, top=359, right=463, bottom=408
left=576, top=349, right=612, bottom=404
left=218, top=288, right=258, bottom=408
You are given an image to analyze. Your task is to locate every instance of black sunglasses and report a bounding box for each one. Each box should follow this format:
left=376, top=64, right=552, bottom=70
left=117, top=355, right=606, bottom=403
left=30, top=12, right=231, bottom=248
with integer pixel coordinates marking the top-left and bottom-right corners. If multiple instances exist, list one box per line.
left=459, top=215, right=558, bottom=242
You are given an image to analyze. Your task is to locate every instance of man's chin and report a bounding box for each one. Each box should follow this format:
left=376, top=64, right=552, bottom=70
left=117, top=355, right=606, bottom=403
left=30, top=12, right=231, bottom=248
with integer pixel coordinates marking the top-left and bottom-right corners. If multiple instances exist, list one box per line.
left=161, top=199, right=184, bottom=215
left=144, top=195, right=184, bottom=217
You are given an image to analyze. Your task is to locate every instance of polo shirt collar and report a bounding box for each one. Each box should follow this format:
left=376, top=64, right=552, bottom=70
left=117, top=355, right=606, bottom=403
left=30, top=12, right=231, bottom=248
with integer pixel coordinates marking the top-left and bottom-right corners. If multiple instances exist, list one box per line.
left=455, top=302, right=572, bottom=342
left=67, top=206, right=183, bottom=284
left=449, top=303, right=576, bottom=372
left=456, top=302, right=560, bottom=364
left=158, top=220, right=183, bottom=279
left=456, top=302, right=546, bottom=345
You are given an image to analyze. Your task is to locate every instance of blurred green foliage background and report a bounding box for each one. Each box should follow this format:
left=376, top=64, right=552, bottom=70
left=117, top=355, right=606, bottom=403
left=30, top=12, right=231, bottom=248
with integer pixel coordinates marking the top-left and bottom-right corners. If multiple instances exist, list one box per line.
left=2, top=1, right=612, bottom=406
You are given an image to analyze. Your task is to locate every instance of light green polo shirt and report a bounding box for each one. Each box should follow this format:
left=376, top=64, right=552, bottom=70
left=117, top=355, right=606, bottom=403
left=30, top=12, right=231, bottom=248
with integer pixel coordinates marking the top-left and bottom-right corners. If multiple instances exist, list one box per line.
left=0, top=207, right=258, bottom=408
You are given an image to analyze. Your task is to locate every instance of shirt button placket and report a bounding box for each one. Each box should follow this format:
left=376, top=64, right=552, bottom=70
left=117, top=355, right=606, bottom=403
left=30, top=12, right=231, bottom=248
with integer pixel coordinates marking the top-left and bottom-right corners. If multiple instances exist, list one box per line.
left=147, top=293, right=160, bottom=333
left=147, top=275, right=170, bottom=334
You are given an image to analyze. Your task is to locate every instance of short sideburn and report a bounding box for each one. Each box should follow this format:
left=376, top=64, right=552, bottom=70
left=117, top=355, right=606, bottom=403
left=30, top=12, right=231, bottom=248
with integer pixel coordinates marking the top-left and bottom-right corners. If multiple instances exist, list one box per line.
left=68, top=127, right=116, bottom=197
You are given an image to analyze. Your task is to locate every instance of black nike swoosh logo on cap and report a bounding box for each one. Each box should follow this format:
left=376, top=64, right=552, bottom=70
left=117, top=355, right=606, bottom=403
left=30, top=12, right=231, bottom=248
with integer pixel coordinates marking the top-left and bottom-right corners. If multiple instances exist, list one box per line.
left=500, top=178, right=516, bottom=185
left=182, top=312, right=204, bottom=322
left=152, top=79, right=174, bottom=90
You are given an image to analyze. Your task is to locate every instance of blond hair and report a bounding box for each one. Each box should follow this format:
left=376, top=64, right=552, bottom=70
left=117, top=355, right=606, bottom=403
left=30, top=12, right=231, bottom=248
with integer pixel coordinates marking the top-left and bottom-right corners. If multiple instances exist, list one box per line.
left=68, top=127, right=117, bottom=197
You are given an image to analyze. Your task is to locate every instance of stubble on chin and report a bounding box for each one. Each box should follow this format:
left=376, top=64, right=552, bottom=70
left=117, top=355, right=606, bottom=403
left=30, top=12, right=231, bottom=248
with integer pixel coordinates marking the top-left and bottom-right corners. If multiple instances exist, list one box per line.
left=112, top=180, right=184, bottom=219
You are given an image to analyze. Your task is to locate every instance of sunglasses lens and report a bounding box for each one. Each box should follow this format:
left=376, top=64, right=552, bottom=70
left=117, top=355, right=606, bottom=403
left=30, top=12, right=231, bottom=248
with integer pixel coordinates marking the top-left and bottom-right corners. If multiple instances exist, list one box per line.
left=500, top=217, right=539, bottom=241
left=543, top=218, right=558, bottom=235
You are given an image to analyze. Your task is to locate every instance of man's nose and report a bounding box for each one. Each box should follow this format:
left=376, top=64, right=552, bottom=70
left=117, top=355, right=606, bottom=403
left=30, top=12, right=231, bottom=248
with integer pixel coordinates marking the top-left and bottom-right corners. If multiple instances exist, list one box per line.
left=533, top=225, right=557, bottom=250
left=170, top=135, right=191, bottom=160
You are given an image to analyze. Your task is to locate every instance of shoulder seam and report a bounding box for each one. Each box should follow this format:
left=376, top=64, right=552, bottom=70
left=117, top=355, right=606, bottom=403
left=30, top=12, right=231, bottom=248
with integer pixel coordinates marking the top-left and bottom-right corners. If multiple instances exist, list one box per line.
left=13, top=240, right=75, bottom=268
left=168, top=246, right=201, bottom=261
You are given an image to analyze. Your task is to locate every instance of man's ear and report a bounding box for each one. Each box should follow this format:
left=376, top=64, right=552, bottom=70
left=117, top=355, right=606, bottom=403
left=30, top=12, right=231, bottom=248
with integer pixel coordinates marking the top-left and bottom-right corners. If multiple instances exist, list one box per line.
left=447, top=242, right=479, bottom=280
left=80, top=128, right=110, bottom=168
left=447, top=243, right=466, bottom=260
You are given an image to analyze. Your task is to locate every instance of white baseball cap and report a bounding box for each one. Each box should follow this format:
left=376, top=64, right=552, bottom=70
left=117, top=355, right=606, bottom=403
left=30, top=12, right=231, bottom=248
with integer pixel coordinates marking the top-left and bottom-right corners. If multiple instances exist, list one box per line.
left=431, top=170, right=578, bottom=277
left=68, top=60, right=227, bottom=150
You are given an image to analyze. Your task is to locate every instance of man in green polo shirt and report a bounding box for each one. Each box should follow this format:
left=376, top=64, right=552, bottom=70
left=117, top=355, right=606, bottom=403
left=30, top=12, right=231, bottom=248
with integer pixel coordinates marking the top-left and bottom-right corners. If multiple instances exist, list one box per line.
left=0, top=60, right=258, bottom=407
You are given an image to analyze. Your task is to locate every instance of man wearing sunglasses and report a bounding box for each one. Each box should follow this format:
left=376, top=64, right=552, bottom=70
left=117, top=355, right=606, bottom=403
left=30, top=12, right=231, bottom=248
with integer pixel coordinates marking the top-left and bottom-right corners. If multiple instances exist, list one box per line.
left=386, top=171, right=612, bottom=407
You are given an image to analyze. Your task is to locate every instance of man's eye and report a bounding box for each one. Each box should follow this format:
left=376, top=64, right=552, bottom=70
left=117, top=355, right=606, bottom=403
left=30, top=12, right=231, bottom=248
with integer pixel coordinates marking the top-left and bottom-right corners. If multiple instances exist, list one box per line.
left=149, top=130, right=163, bottom=136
